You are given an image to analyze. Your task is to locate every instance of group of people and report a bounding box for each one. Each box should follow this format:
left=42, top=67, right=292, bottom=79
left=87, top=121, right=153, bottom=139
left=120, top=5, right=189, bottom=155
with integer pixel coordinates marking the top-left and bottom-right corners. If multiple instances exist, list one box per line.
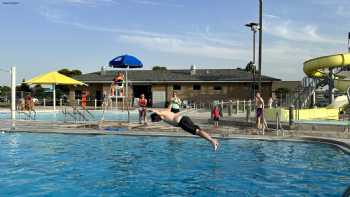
left=135, top=91, right=220, bottom=150
left=209, top=91, right=267, bottom=132
left=18, top=94, right=36, bottom=112
left=137, top=91, right=181, bottom=124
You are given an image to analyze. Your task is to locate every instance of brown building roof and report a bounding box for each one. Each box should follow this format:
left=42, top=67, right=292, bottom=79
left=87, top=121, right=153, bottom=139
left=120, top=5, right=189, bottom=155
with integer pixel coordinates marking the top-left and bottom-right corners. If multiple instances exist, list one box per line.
left=74, top=69, right=280, bottom=83
left=272, top=81, right=301, bottom=92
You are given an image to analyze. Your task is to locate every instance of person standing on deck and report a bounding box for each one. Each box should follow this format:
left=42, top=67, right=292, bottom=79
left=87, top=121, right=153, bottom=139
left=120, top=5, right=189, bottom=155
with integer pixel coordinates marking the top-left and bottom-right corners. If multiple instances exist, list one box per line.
left=211, top=105, right=220, bottom=128
left=255, top=92, right=264, bottom=130
left=267, top=97, right=273, bottom=108
left=138, top=94, right=148, bottom=124
left=81, top=90, right=89, bottom=109
left=170, top=92, right=181, bottom=113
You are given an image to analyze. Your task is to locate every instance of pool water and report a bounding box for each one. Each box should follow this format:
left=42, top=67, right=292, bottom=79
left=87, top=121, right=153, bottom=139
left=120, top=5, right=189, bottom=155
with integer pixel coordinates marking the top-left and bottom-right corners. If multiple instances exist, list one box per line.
left=0, top=133, right=349, bottom=197
left=0, top=111, right=139, bottom=122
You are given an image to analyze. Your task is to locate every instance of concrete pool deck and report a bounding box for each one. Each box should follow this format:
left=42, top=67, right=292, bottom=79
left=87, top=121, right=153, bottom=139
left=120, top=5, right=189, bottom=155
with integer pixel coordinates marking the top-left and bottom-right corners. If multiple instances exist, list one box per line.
left=1, top=109, right=350, bottom=152
left=1, top=119, right=350, bottom=153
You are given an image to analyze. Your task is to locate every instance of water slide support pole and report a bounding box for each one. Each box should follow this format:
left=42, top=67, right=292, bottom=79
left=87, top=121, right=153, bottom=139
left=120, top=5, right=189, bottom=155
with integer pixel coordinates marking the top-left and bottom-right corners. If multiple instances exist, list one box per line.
left=329, top=68, right=335, bottom=105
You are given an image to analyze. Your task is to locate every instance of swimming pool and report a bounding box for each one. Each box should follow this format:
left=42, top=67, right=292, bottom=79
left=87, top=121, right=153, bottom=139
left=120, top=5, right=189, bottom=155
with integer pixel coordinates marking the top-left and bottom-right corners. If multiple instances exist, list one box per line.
left=0, top=110, right=139, bottom=122
left=0, top=133, right=349, bottom=196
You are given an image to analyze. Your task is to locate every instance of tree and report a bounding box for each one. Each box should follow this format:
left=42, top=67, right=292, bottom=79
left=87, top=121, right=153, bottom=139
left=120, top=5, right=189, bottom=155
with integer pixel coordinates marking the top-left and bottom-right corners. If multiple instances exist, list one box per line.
left=0, top=86, right=11, bottom=97
left=245, top=61, right=256, bottom=73
left=17, top=79, right=31, bottom=92
left=152, top=66, right=167, bottom=71
left=32, top=85, right=48, bottom=99
left=57, top=68, right=83, bottom=96
left=58, top=68, right=82, bottom=77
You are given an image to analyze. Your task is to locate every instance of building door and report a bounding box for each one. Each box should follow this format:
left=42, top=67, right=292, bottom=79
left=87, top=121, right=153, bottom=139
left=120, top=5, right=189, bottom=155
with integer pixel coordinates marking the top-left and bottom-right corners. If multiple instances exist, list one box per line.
left=95, top=90, right=102, bottom=106
left=133, top=85, right=152, bottom=107
left=152, top=91, right=166, bottom=108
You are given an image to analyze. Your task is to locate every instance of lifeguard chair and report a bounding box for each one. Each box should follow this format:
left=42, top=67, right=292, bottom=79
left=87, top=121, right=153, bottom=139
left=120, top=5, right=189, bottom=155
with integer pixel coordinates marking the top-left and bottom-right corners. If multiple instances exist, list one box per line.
left=110, top=71, right=126, bottom=109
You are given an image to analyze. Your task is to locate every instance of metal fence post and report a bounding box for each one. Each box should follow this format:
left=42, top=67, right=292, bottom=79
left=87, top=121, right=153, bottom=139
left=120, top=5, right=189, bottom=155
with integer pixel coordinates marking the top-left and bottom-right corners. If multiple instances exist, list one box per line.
left=243, top=100, right=246, bottom=113
left=220, top=100, right=224, bottom=117
left=246, top=101, right=251, bottom=122
left=236, top=100, right=239, bottom=114
left=43, top=98, right=46, bottom=108
left=94, top=99, right=97, bottom=109
left=249, top=100, right=252, bottom=112
left=228, top=100, right=233, bottom=116
left=289, top=105, right=294, bottom=129
left=276, top=111, right=279, bottom=136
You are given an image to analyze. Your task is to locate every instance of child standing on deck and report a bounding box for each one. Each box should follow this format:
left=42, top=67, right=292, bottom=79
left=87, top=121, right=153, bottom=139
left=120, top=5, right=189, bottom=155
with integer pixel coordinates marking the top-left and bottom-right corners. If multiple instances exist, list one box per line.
left=81, top=90, right=89, bottom=109
left=211, top=105, right=220, bottom=128
left=255, top=92, right=264, bottom=131
left=138, top=94, right=148, bottom=124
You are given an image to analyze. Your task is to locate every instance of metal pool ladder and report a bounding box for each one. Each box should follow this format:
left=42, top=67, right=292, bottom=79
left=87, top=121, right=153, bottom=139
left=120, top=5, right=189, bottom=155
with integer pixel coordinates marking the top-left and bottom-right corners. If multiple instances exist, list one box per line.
left=17, top=111, right=37, bottom=120
left=62, top=107, right=95, bottom=123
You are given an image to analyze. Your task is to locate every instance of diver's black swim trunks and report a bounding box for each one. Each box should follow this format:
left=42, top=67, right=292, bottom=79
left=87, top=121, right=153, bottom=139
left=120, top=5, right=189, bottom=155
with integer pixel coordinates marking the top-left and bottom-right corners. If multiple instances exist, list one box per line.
left=178, top=116, right=200, bottom=135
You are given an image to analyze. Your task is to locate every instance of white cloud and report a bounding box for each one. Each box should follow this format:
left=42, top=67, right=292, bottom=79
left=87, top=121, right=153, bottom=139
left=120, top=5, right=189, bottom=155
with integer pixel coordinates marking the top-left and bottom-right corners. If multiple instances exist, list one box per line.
left=63, top=0, right=114, bottom=5
left=37, top=3, right=346, bottom=80
left=264, top=17, right=343, bottom=44
left=264, top=14, right=279, bottom=19
left=119, top=35, right=249, bottom=60
left=336, top=5, right=350, bottom=17
left=129, top=0, right=183, bottom=8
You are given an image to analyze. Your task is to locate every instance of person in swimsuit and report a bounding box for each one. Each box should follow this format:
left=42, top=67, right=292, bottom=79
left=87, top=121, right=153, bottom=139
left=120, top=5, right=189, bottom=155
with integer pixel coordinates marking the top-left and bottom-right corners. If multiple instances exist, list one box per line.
left=81, top=90, right=89, bottom=109
left=255, top=92, right=264, bottom=130
left=170, top=92, right=181, bottom=113
left=211, top=105, right=220, bottom=128
left=111, top=71, right=125, bottom=96
left=150, top=108, right=219, bottom=151
left=114, top=71, right=124, bottom=86
left=138, top=94, right=148, bottom=124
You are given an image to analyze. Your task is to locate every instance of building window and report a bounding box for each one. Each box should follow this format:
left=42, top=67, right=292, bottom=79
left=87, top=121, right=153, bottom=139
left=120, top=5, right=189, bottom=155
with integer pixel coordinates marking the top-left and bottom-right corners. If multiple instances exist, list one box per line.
left=173, top=84, right=181, bottom=90
left=213, top=86, right=222, bottom=91
left=193, top=85, right=201, bottom=91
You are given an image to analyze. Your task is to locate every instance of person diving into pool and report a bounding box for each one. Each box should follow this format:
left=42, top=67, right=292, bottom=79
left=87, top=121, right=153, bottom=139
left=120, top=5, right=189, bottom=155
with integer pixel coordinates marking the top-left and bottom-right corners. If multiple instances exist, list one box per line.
left=149, top=108, right=219, bottom=151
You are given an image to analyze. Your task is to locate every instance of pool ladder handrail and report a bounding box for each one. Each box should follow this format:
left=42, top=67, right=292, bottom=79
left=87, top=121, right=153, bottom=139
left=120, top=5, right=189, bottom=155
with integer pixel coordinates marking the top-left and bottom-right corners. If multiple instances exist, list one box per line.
left=346, top=87, right=350, bottom=133
left=17, top=110, right=37, bottom=120
left=62, top=107, right=95, bottom=123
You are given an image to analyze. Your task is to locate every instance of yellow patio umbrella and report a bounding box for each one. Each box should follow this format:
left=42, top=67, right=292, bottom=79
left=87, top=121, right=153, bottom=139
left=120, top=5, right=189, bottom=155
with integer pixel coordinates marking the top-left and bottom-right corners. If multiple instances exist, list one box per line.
left=26, top=71, right=86, bottom=111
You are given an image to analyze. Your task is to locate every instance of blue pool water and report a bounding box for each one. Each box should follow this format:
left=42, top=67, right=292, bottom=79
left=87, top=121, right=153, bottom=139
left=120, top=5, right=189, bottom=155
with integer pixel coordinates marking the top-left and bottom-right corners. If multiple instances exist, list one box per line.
left=0, top=111, right=138, bottom=121
left=0, top=133, right=350, bottom=197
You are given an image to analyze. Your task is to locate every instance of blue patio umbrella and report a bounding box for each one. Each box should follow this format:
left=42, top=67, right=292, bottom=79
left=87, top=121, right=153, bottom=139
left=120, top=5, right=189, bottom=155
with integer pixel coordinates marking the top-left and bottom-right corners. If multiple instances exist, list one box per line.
left=109, top=54, right=143, bottom=122
left=109, top=55, right=143, bottom=68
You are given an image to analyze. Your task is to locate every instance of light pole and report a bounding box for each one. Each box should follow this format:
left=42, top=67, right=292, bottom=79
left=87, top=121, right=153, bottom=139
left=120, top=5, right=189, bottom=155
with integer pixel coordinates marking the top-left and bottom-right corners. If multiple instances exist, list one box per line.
left=245, top=22, right=259, bottom=64
left=245, top=22, right=259, bottom=99
left=258, top=0, right=263, bottom=92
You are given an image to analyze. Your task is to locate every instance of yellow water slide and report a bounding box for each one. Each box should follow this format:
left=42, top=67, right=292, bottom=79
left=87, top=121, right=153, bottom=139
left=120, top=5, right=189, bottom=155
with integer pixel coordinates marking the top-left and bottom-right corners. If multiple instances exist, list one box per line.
left=303, top=53, right=350, bottom=108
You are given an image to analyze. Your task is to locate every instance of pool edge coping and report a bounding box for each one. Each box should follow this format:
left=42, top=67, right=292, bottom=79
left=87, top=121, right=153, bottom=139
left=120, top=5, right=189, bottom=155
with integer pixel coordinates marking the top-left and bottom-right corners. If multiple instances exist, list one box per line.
left=2, top=128, right=350, bottom=154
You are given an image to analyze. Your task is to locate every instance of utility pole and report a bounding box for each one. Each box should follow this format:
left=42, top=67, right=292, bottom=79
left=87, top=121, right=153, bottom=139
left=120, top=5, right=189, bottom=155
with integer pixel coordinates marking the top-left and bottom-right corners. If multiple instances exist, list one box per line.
left=348, top=32, right=350, bottom=52
left=258, top=0, right=263, bottom=92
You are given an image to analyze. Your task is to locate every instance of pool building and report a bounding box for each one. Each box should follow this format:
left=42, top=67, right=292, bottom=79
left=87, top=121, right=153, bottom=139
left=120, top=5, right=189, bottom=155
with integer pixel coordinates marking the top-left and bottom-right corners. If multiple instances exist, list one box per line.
left=70, top=66, right=280, bottom=107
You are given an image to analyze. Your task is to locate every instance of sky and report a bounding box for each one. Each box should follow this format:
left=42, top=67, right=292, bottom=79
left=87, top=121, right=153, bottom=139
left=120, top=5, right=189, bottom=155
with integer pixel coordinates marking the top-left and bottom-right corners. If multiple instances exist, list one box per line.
left=0, top=0, right=350, bottom=85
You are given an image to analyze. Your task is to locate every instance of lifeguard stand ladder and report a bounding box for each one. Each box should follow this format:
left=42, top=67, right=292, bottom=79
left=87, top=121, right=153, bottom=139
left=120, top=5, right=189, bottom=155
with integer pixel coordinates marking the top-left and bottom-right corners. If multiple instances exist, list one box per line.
left=110, top=84, right=126, bottom=111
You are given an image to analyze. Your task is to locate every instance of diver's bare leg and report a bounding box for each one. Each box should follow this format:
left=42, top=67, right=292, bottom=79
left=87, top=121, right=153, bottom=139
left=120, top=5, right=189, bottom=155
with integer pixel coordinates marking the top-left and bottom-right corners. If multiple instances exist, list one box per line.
left=196, top=129, right=219, bottom=151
